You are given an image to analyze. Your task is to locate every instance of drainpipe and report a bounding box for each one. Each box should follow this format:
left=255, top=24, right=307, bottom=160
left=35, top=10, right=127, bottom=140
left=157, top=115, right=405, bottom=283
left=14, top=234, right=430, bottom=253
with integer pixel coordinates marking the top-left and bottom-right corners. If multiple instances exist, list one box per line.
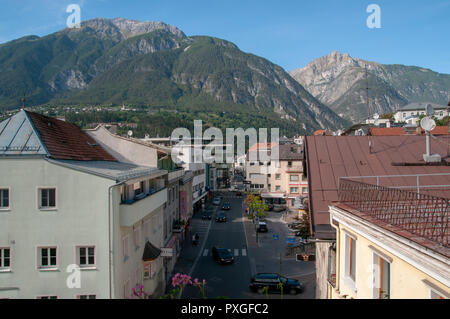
left=108, top=181, right=125, bottom=299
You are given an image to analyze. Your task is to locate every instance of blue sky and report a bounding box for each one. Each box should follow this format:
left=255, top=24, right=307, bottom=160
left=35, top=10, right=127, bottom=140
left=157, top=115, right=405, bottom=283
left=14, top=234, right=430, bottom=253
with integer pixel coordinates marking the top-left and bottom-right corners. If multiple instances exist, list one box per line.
left=0, top=0, right=449, bottom=73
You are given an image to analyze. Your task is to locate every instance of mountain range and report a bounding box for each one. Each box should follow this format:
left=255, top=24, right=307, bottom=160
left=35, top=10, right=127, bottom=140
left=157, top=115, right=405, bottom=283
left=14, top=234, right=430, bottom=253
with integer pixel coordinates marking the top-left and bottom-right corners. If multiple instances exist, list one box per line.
left=0, top=18, right=347, bottom=134
left=0, top=18, right=448, bottom=133
left=290, top=51, right=450, bottom=123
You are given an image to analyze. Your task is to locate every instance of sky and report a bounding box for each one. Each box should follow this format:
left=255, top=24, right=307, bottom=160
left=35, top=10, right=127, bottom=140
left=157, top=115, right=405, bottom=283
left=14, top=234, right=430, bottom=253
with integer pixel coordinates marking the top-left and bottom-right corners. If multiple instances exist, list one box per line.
left=0, top=0, right=449, bottom=73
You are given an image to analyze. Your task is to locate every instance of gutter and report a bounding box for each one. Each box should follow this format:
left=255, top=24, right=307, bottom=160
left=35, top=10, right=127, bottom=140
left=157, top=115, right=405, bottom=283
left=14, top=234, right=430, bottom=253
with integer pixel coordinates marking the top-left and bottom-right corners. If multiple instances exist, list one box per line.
left=108, top=181, right=125, bottom=299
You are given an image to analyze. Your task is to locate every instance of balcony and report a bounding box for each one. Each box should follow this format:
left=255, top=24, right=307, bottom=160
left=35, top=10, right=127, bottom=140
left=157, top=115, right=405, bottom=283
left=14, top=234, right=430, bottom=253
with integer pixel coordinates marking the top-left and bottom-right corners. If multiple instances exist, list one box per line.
left=120, top=188, right=167, bottom=227
left=286, top=165, right=303, bottom=173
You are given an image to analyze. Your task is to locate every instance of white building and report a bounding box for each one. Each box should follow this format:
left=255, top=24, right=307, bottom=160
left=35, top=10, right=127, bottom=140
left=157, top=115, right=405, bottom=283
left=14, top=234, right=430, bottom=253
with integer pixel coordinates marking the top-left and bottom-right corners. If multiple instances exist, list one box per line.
left=394, top=102, right=449, bottom=124
left=0, top=110, right=168, bottom=299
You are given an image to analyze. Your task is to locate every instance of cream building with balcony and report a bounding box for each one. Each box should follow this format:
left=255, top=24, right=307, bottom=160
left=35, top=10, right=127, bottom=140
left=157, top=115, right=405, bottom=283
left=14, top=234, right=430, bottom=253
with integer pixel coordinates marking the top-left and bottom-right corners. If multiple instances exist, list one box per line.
left=328, top=180, right=449, bottom=299
left=0, top=110, right=168, bottom=299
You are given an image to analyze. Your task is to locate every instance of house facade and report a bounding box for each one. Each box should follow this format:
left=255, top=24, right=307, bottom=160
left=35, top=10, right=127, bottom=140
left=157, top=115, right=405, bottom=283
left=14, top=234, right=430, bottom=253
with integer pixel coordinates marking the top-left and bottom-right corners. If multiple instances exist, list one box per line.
left=0, top=110, right=168, bottom=299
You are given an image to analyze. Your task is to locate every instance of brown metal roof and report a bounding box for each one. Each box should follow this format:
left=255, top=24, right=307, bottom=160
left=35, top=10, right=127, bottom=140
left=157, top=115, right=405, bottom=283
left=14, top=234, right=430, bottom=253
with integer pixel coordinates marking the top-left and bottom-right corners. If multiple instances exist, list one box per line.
left=26, top=111, right=117, bottom=161
left=278, top=144, right=304, bottom=160
left=305, top=135, right=450, bottom=239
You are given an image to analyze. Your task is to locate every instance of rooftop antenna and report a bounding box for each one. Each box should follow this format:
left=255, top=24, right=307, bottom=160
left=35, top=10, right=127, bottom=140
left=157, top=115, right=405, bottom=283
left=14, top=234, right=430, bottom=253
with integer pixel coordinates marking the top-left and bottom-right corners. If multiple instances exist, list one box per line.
left=21, top=94, right=26, bottom=110
left=365, top=65, right=373, bottom=153
left=421, top=104, right=441, bottom=163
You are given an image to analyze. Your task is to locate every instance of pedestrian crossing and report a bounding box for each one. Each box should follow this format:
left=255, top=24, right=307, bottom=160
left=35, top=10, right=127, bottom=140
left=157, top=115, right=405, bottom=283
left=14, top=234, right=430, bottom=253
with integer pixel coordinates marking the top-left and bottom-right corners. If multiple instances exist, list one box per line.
left=201, top=248, right=248, bottom=257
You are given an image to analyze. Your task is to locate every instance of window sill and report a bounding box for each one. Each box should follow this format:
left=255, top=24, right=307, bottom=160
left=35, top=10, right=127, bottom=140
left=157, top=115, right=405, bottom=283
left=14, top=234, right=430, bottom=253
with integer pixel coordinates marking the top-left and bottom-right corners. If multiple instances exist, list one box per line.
left=80, top=266, right=97, bottom=271
left=38, top=208, right=58, bottom=212
left=0, top=268, right=12, bottom=273
left=0, top=208, right=11, bottom=212
left=38, top=267, right=60, bottom=272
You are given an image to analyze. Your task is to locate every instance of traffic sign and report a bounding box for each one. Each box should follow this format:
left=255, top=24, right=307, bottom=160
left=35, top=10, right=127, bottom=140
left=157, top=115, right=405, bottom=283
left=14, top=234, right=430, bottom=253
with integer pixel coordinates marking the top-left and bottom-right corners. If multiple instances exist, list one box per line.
left=286, top=237, right=296, bottom=244
left=273, top=234, right=279, bottom=240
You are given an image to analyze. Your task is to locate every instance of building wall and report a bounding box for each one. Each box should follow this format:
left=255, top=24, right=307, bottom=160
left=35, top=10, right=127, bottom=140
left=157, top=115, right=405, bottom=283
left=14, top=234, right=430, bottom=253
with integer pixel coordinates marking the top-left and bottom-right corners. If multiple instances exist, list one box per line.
left=87, top=126, right=158, bottom=167
left=0, top=158, right=113, bottom=299
left=315, top=241, right=333, bottom=299
left=330, top=208, right=450, bottom=299
left=394, top=109, right=449, bottom=123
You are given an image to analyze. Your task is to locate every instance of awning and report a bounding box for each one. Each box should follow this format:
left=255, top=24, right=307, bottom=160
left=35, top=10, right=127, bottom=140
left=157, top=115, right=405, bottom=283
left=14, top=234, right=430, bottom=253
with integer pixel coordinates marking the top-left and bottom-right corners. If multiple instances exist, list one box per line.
left=142, top=241, right=161, bottom=262
left=260, top=192, right=286, bottom=199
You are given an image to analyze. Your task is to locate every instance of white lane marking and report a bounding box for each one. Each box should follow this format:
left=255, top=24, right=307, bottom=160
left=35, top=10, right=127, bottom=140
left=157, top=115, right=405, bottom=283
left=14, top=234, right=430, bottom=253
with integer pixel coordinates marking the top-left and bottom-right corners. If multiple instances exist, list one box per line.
left=234, top=249, right=239, bottom=256
left=228, top=249, right=232, bottom=252
left=242, top=249, right=247, bottom=256
left=203, top=249, right=209, bottom=256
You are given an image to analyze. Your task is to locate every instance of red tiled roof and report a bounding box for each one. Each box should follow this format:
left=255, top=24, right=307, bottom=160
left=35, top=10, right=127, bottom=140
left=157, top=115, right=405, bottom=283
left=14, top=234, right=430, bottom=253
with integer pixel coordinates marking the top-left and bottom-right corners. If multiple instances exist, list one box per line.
left=305, top=135, right=450, bottom=239
left=369, top=127, right=406, bottom=136
left=26, top=111, right=117, bottom=161
left=248, top=142, right=278, bottom=153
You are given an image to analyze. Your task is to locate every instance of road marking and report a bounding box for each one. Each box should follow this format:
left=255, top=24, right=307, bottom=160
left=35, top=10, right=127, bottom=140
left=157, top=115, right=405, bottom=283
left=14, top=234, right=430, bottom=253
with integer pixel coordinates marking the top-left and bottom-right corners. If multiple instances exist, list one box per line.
left=228, top=249, right=232, bottom=252
left=203, top=249, right=209, bottom=256
left=234, top=249, right=239, bottom=256
left=242, top=249, right=247, bottom=256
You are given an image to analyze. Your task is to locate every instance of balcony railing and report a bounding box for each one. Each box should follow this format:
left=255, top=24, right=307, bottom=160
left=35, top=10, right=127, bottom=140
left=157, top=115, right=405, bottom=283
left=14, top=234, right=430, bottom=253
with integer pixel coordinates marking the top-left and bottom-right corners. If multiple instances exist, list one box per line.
left=338, top=179, right=450, bottom=247
left=120, top=188, right=167, bottom=227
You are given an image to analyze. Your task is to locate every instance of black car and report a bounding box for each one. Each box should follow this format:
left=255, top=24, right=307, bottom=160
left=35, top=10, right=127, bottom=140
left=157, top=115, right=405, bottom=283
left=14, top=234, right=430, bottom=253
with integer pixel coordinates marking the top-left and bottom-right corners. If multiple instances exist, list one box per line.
left=257, top=222, right=268, bottom=233
left=249, top=273, right=303, bottom=295
left=221, top=202, right=231, bottom=210
left=236, top=191, right=243, bottom=197
left=211, top=247, right=234, bottom=264
left=216, top=212, right=227, bottom=222
left=202, top=209, right=213, bottom=220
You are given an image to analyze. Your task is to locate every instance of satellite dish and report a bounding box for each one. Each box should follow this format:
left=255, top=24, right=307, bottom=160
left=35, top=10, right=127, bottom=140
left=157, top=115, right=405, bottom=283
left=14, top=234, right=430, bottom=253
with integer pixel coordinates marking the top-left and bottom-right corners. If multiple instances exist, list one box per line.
left=420, top=117, right=436, bottom=132
left=425, top=104, right=434, bottom=116
left=127, top=130, right=133, bottom=137
left=373, top=113, right=380, bottom=120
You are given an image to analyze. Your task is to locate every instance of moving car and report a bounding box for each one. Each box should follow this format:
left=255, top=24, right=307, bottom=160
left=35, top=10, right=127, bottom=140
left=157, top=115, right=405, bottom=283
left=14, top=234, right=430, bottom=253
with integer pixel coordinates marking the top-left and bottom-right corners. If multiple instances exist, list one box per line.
left=221, top=202, right=231, bottom=210
left=257, top=221, right=268, bottom=233
left=216, top=212, right=227, bottom=222
left=211, top=246, right=234, bottom=264
left=202, top=209, right=213, bottom=220
left=212, top=196, right=221, bottom=206
left=249, top=273, right=303, bottom=295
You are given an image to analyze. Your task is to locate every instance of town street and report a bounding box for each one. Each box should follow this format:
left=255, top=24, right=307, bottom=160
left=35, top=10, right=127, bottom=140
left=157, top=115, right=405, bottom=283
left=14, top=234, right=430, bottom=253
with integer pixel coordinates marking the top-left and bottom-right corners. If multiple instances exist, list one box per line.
left=175, top=191, right=315, bottom=299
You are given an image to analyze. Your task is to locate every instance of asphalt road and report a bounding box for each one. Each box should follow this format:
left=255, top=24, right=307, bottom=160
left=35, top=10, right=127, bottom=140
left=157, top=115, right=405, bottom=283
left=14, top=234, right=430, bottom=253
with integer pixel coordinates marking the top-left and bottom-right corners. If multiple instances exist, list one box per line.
left=180, top=191, right=315, bottom=299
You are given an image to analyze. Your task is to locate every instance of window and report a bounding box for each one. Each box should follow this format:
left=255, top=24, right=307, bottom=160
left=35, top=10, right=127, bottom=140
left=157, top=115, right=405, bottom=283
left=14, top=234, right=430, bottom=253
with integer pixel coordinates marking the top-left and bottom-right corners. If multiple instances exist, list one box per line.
left=250, top=162, right=255, bottom=166
left=37, top=296, right=57, bottom=299
left=373, top=254, right=390, bottom=299
left=78, top=246, right=95, bottom=267
left=0, top=189, right=9, bottom=209
left=290, top=187, right=299, bottom=193
left=302, top=187, right=308, bottom=194
left=134, top=181, right=144, bottom=196
left=290, top=175, right=299, bottom=181
left=275, top=174, right=281, bottom=180
left=0, top=248, right=11, bottom=269
left=345, top=235, right=356, bottom=282
left=288, top=161, right=292, bottom=167
left=39, top=247, right=57, bottom=268
left=275, top=186, right=281, bottom=191
left=39, top=188, right=56, bottom=209
left=78, top=295, right=96, bottom=299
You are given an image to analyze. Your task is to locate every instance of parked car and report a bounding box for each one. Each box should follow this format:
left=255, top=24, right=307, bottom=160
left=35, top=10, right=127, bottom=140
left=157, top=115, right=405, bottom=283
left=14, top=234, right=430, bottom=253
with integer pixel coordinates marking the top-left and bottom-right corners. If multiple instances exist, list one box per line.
left=216, top=212, right=227, bottom=222
left=202, top=209, right=213, bottom=220
left=236, top=191, right=243, bottom=197
left=257, top=221, right=268, bottom=233
left=211, top=247, right=234, bottom=264
left=249, top=273, right=303, bottom=295
left=221, top=202, right=231, bottom=210
left=212, top=197, right=221, bottom=205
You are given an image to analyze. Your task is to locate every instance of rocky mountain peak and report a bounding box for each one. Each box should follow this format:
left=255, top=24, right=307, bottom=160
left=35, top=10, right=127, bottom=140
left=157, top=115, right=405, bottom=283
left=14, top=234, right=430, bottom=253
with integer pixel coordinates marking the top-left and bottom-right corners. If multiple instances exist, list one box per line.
left=71, top=17, right=186, bottom=41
